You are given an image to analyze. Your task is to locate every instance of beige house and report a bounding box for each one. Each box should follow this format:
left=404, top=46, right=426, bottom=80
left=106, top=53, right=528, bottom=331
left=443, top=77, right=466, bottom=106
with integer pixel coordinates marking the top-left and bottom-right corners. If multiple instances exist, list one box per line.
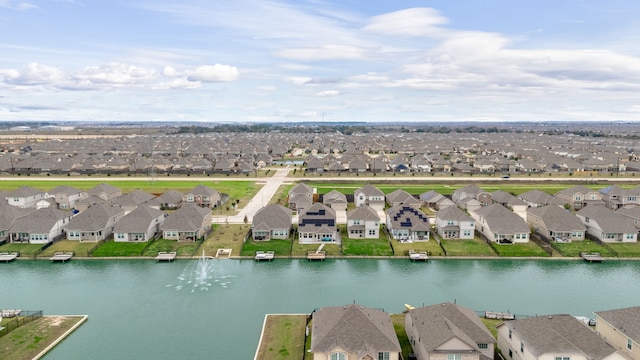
left=497, top=315, right=626, bottom=360
left=594, top=306, right=640, bottom=360
left=405, top=302, right=495, bottom=360
left=310, top=304, right=401, bottom=360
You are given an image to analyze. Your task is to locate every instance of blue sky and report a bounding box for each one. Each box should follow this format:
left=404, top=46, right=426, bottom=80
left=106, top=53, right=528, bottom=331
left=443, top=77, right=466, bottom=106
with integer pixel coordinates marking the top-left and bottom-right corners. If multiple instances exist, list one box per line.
left=1, top=0, right=640, bottom=122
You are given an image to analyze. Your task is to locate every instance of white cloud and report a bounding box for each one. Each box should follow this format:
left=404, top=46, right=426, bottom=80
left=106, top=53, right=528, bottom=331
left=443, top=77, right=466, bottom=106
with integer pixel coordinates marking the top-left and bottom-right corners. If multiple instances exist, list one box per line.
left=257, top=85, right=277, bottom=91
left=275, top=44, right=368, bottom=61
left=363, top=7, right=448, bottom=37
left=154, top=78, right=202, bottom=89
left=186, top=64, right=239, bottom=82
left=73, top=62, right=157, bottom=86
left=5, top=63, right=64, bottom=86
left=315, top=90, right=340, bottom=97
left=0, top=0, right=37, bottom=11
left=285, top=76, right=312, bottom=85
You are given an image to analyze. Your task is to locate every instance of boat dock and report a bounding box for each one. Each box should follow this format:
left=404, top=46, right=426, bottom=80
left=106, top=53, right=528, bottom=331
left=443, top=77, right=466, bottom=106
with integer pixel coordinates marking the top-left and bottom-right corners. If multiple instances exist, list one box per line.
left=484, top=310, right=516, bottom=320
left=49, top=252, right=73, bottom=262
left=155, top=252, right=177, bottom=262
left=255, top=251, right=274, bottom=261
left=307, top=244, right=326, bottom=261
left=581, top=252, right=604, bottom=262
left=0, top=252, right=19, bottom=262
left=408, top=250, right=429, bottom=262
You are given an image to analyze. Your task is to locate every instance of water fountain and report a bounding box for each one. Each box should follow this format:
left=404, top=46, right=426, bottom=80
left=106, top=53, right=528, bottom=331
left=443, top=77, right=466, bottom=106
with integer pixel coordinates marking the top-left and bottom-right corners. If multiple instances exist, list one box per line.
left=172, top=250, right=233, bottom=292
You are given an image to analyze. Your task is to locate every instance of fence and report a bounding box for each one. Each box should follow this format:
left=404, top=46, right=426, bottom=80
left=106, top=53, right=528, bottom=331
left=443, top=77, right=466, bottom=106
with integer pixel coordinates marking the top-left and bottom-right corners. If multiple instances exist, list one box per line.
left=0, top=310, right=43, bottom=338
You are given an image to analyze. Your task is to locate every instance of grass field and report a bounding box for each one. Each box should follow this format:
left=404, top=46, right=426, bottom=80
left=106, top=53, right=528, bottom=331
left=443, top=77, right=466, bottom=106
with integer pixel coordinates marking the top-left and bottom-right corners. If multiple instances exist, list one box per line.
left=608, top=242, right=640, bottom=257
left=552, top=240, right=617, bottom=257
left=37, top=240, right=97, bottom=257
left=255, top=315, right=307, bottom=360
left=141, top=239, right=201, bottom=256
left=441, top=238, right=497, bottom=256
left=0, top=316, right=85, bottom=360
left=241, top=239, right=293, bottom=257
left=490, top=242, right=550, bottom=257
left=90, top=240, right=149, bottom=257
left=291, top=243, right=342, bottom=257
left=342, top=238, right=394, bottom=256
left=0, top=243, right=44, bottom=257
left=200, top=224, right=250, bottom=257
left=391, top=314, right=413, bottom=360
left=392, top=239, right=446, bottom=256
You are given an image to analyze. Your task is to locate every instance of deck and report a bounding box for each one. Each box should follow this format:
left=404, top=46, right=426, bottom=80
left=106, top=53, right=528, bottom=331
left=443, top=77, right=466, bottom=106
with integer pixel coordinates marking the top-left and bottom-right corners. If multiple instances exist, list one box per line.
left=581, top=252, right=604, bottom=263
left=408, top=250, right=429, bottom=262
left=484, top=310, right=515, bottom=320
left=255, top=251, right=274, bottom=261
left=49, top=252, right=74, bottom=262
left=0, top=252, right=19, bottom=262
left=307, top=244, right=326, bottom=261
left=156, top=252, right=177, bottom=262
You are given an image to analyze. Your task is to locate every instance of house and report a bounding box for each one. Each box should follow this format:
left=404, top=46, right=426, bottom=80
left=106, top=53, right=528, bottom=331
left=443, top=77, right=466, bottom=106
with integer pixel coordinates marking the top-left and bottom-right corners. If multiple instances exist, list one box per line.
left=555, top=185, right=604, bottom=210
left=305, top=156, right=325, bottom=172
left=594, top=306, right=640, bottom=360
left=600, top=185, right=640, bottom=209
left=527, top=205, right=586, bottom=243
left=74, top=195, right=107, bottom=212
left=435, top=206, right=475, bottom=240
left=346, top=205, right=380, bottom=239
left=386, top=205, right=430, bottom=241
left=491, top=190, right=528, bottom=220
left=323, top=190, right=348, bottom=212
left=420, top=190, right=456, bottom=211
left=497, top=315, right=626, bottom=360
left=113, top=205, right=165, bottom=242
left=5, top=186, right=48, bottom=208
left=161, top=204, right=212, bottom=241
left=452, top=184, right=491, bottom=208
left=147, top=189, right=184, bottom=210
left=354, top=184, right=385, bottom=211
left=251, top=204, right=292, bottom=241
left=310, top=304, right=401, bottom=360
left=66, top=204, right=126, bottom=242
left=517, top=189, right=565, bottom=208
left=183, top=184, right=222, bottom=209
left=49, top=185, right=87, bottom=210
left=575, top=205, right=637, bottom=242
left=87, top=183, right=122, bottom=201
left=0, top=204, right=32, bottom=242
left=111, top=190, right=156, bottom=213
left=298, top=203, right=338, bottom=244
left=386, top=189, right=420, bottom=207
left=470, top=203, right=530, bottom=243
left=615, top=205, right=640, bottom=231
left=288, top=183, right=314, bottom=212
left=8, top=207, right=72, bottom=244
left=405, top=302, right=495, bottom=360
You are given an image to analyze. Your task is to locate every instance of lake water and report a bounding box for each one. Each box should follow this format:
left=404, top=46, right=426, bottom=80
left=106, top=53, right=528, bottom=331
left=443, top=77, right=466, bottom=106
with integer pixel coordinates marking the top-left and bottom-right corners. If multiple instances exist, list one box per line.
left=2, top=259, right=639, bottom=360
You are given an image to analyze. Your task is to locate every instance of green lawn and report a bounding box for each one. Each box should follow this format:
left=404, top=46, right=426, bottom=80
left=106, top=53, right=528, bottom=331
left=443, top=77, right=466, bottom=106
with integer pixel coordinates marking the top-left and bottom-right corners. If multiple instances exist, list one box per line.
left=291, top=243, right=342, bottom=257
left=241, top=239, right=293, bottom=257
left=255, top=315, right=307, bottom=360
left=391, top=314, right=413, bottom=360
left=0, top=243, right=44, bottom=258
left=341, top=238, right=394, bottom=256
left=392, top=240, right=446, bottom=257
left=552, top=240, right=617, bottom=257
left=90, top=240, right=149, bottom=257
left=490, top=242, right=550, bottom=257
left=141, top=239, right=201, bottom=257
left=608, top=242, right=640, bottom=257
left=0, top=316, right=85, bottom=360
left=37, top=240, right=97, bottom=257
left=441, top=238, right=497, bottom=256
left=199, top=224, right=250, bottom=257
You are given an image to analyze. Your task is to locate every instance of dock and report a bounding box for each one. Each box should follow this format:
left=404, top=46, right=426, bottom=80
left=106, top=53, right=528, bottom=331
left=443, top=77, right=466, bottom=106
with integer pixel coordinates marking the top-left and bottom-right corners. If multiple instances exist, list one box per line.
left=581, top=252, right=604, bottom=263
left=255, top=251, right=274, bottom=261
left=408, top=250, right=429, bottom=262
left=156, top=251, right=177, bottom=262
left=49, top=252, right=73, bottom=262
left=484, top=310, right=515, bottom=320
left=307, top=244, right=326, bottom=261
left=0, top=252, right=19, bottom=262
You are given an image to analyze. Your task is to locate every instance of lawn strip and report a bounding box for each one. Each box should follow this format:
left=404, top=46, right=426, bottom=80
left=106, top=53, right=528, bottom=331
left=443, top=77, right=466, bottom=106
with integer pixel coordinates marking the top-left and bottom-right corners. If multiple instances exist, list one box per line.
left=0, top=316, right=85, bottom=360
left=255, top=314, right=307, bottom=360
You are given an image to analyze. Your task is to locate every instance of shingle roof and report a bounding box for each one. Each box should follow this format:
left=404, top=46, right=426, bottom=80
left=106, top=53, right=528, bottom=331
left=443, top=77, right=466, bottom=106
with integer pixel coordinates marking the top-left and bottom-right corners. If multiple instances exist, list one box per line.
left=9, top=207, right=68, bottom=233
left=67, top=204, right=125, bottom=230
left=6, top=186, right=45, bottom=198
left=386, top=205, right=430, bottom=231
left=252, top=204, right=291, bottom=230
left=113, top=205, right=164, bottom=232
left=500, top=315, right=618, bottom=359
left=436, top=206, right=473, bottom=222
left=323, top=190, right=347, bottom=205
left=594, top=306, right=640, bottom=343
left=527, top=205, right=585, bottom=232
left=355, top=184, right=384, bottom=197
left=386, top=189, right=419, bottom=206
left=161, top=204, right=210, bottom=231
left=518, top=189, right=565, bottom=206
left=0, top=204, right=33, bottom=229
left=576, top=205, right=637, bottom=233
left=311, top=304, right=400, bottom=355
left=472, top=203, right=529, bottom=233
left=347, top=205, right=379, bottom=222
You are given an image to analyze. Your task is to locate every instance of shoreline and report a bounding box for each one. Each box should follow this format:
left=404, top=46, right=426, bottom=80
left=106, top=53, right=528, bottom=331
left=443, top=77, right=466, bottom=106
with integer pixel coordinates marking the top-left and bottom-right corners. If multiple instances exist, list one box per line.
left=12, top=255, right=640, bottom=261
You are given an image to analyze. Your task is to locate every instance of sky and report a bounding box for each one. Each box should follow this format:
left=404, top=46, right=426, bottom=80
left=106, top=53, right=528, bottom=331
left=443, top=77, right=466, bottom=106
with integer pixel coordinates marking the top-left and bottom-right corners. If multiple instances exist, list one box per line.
left=1, top=0, right=640, bottom=123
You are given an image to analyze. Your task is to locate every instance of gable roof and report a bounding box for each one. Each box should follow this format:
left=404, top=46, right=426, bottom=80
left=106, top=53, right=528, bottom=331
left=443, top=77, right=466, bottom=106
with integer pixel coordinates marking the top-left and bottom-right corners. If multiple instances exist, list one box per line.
left=9, top=207, right=69, bottom=233
left=323, top=190, right=347, bottom=205
left=161, top=204, right=210, bottom=231
left=49, top=185, right=84, bottom=196
left=289, top=183, right=313, bottom=195
left=386, top=205, right=430, bottom=231
left=386, top=189, right=419, bottom=206
left=499, top=315, right=619, bottom=359
left=311, top=304, right=401, bottom=355
left=111, top=190, right=155, bottom=208
left=0, top=204, right=33, bottom=229
left=518, top=189, right=565, bottom=206
left=594, top=306, right=640, bottom=342
left=355, top=184, right=384, bottom=197
left=408, top=302, right=495, bottom=353
left=6, top=186, right=45, bottom=198
left=252, top=204, right=291, bottom=230
left=87, top=183, right=121, bottom=197
left=436, top=206, right=474, bottom=222
left=113, top=205, right=164, bottom=233
left=347, top=205, right=379, bottom=222
left=576, top=205, right=637, bottom=233
left=67, top=204, right=125, bottom=230
left=527, top=205, right=585, bottom=232
left=472, top=203, right=529, bottom=233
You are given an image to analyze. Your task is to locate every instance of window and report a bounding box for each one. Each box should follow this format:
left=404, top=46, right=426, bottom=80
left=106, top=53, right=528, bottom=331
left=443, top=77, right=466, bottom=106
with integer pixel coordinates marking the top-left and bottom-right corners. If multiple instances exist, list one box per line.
left=508, top=329, right=512, bottom=339
left=626, top=233, right=635, bottom=240
left=585, top=217, right=589, bottom=223
left=369, top=230, right=376, bottom=236
left=555, top=357, right=570, bottom=360
left=331, top=352, right=346, bottom=360
left=378, top=352, right=390, bottom=360
left=520, top=342, right=524, bottom=352
left=478, top=343, right=488, bottom=350
left=628, top=338, right=633, bottom=350
left=509, top=349, right=513, bottom=358
left=447, top=354, right=461, bottom=360
left=117, top=233, right=125, bottom=239
left=447, top=220, right=454, bottom=225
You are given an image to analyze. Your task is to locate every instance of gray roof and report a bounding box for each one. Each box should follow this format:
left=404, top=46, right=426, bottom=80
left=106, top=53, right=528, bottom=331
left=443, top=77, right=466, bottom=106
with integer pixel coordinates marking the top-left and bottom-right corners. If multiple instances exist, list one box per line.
left=576, top=205, right=637, bottom=233
left=87, top=183, right=121, bottom=197
left=491, top=190, right=527, bottom=207
left=323, top=190, right=347, bottom=205
left=472, top=203, right=529, bottom=233
left=9, top=207, right=69, bottom=233
left=527, top=205, right=585, bottom=232
left=408, top=302, right=495, bottom=353
left=6, top=186, right=45, bottom=198
left=436, top=206, right=473, bottom=222
left=49, top=185, right=84, bottom=196
left=594, top=305, right=640, bottom=342
left=311, top=304, right=400, bottom=355
left=347, top=205, right=379, bottom=222
left=67, top=204, right=125, bottom=231
left=161, top=204, right=210, bottom=231
left=289, top=183, right=313, bottom=195
left=299, top=203, right=336, bottom=232
left=499, top=314, right=619, bottom=359
left=0, top=204, right=33, bottom=229
left=386, top=189, right=419, bottom=206
left=111, top=190, right=156, bottom=208
left=188, top=184, right=220, bottom=197
left=113, top=205, right=164, bottom=233
left=518, top=189, right=565, bottom=206
left=386, top=205, right=430, bottom=231
left=147, top=189, right=184, bottom=206
left=252, top=204, right=291, bottom=231
left=355, top=184, right=384, bottom=197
